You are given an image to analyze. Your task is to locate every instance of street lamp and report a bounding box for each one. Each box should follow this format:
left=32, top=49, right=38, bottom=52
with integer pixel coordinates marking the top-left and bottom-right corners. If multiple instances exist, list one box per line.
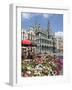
left=38, top=24, right=41, bottom=54
left=23, top=31, right=25, bottom=40
left=52, top=37, right=55, bottom=53
left=40, top=34, right=41, bottom=53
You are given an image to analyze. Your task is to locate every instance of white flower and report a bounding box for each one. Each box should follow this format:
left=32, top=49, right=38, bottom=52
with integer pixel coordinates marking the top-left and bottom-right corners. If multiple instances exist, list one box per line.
left=26, top=71, right=31, bottom=74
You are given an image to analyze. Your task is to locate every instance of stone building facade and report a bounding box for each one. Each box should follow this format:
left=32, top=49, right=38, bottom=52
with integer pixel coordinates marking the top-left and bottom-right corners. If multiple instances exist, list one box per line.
left=21, top=21, right=56, bottom=54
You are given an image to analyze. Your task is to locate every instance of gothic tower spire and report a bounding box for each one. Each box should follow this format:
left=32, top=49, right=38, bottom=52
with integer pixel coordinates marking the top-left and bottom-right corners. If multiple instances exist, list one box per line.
left=47, top=20, right=51, bottom=39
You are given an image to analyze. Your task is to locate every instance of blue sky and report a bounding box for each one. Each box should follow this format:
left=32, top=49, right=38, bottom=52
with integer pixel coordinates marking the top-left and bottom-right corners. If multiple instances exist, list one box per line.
left=21, top=13, right=63, bottom=33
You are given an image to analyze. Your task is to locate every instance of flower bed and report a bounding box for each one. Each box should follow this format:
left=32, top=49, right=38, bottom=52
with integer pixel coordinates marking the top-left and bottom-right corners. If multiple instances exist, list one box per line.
left=21, top=55, right=63, bottom=77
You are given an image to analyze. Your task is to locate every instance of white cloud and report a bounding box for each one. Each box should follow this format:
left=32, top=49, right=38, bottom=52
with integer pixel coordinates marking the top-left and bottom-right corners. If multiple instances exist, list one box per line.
left=22, top=13, right=51, bottom=19
left=22, top=13, right=39, bottom=19
left=22, top=13, right=31, bottom=19
left=43, top=14, right=50, bottom=18
left=55, top=31, right=63, bottom=37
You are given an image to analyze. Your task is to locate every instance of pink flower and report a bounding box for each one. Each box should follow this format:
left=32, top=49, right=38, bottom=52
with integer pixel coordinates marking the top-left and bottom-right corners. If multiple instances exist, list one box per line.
left=24, top=71, right=32, bottom=77
left=54, top=59, right=63, bottom=75
left=36, top=57, right=44, bottom=64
